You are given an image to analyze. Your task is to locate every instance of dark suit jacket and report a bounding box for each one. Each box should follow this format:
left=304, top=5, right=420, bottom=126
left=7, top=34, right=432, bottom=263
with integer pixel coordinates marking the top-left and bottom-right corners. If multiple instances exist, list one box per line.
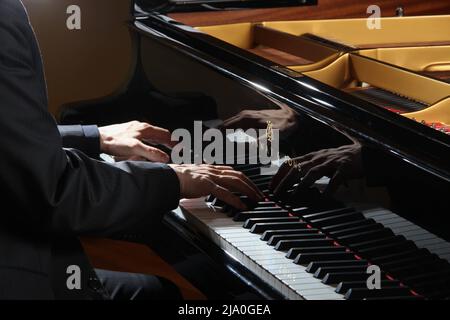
left=0, top=0, right=180, bottom=299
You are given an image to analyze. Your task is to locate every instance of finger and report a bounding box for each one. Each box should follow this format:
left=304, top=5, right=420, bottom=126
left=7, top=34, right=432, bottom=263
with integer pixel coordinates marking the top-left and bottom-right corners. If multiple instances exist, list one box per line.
left=209, top=173, right=263, bottom=201
left=221, top=115, right=244, bottom=129
left=141, top=125, right=176, bottom=148
left=113, top=155, right=147, bottom=162
left=135, top=142, right=170, bottom=163
left=211, top=184, right=247, bottom=210
left=270, top=161, right=293, bottom=192
left=200, top=164, right=234, bottom=171
left=199, top=168, right=264, bottom=199
left=298, top=165, right=328, bottom=188
left=222, top=115, right=260, bottom=130
left=296, top=160, right=317, bottom=179
left=273, top=165, right=302, bottom=198
left=324, top=170, right=345, bottom=196
left=295, top=152, right=316, bottom=164
left=221, top=170, right=265, bottom=199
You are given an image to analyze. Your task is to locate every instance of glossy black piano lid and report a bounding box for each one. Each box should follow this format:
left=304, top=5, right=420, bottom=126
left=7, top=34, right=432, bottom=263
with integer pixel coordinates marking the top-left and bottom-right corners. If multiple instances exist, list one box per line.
left=126, top=13, right=450, bottom=241
left=134, top=0, right=316, bottom=13
left=132, top=14, right=450, bottom=181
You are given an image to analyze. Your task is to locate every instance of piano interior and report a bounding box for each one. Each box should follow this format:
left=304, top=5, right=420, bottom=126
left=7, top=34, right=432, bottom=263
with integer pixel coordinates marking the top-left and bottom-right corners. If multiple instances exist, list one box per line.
left=196, top=16, right=450, bottom=133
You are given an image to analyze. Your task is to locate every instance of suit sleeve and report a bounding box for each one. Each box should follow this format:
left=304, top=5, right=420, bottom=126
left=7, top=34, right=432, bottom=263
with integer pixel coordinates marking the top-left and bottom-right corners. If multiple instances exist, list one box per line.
left=58, top=125, right=101, bottom=158
left=0, top=0, right=180, bottom=236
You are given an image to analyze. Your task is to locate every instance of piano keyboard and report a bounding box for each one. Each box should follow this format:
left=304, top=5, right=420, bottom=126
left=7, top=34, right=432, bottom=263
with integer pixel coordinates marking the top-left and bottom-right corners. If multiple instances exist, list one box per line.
left=173, top=198, right=450, bottom=300
left=170, top=162, right=450, bottom=300
left=364, top=208, right=450, bottom=263
left=175, top=199, right=343, bottom=300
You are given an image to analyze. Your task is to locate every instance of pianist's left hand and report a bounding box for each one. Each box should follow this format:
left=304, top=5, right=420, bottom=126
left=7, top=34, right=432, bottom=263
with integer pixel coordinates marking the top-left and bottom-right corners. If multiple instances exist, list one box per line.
left=99, top=120, right=177, bottom=163
left=270, top=143, right=364, bottom=196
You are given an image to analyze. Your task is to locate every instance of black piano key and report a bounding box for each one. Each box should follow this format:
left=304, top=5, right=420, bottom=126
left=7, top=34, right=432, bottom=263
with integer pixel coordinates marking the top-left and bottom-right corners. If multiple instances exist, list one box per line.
left=286, top=246, right=346, bottom=259
left=238, top=166, right=261, bottom=177
left=315, top=265, right=368, bottom=279
left=246, top=173, right=264, bottom=181
left=415, top=273, right=450, bottom=289
left=290, top=207, right=315, bottom=216
left=404, top=269, right=450, bottom=286
left=310, top=212, right=365, bottom=228
left=234, top=163, right=260, bottom=171
left=371, top=248, right=430, bottom=266
left=388, top=259, right=449, bottom=279
left=381, top=253, right=441, bottom=273
left=336, top=229, right=394, bottom=245
left=233, top=209, right=290, bottom=222
left=302, top=207, right=355, bottom=221
left=291, top=186, right=344, bottom=210
left=256, top=206, right=286, bottom=212
left=275, top=239, right=334, bottom=251
left=357, top=240, right=417, bottom=258
left=294, top=252, right=356, bottom=264
left=229, top=201, right=280, bottom=216
left=250, top=221, right=307, bottom=234
left=344, top=287, right=413, bottom=300
left=256, top=181, right=271, bottom=190
left=363, top=295, right=424, bottom=300
left=413, top=284, right=450, bottom=300
left=335, top=280, right=401, bottom=294
left=414, top=280, right=450, bottom=299
left=234, top=196, right=261, bottom=211
left=329, top=223, right=384, bottom=237
left=262, top=189, right=272, bottom=197
left=243, top=217, right=299, bottom=229
left=350, top=235, right=406, bottom=251
left=322, top=271, right=385, bottom=285
left=246, top=206, right=283, bottom=211
left=322, top=218, right=377, bottom=233
left=306, top=260, right=368, bottom=274
left=256, top=201, right=277, bottom=207
left=251, top=176, right=273, bottom=184
left=261, top=228, right=318, bottom=241
left=268, top=233, right=325, bottom=246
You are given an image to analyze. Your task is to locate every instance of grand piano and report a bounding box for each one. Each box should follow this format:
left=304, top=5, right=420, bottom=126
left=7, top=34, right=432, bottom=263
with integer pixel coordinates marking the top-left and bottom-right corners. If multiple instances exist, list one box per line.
left=56, top=0, right=450, bottom=300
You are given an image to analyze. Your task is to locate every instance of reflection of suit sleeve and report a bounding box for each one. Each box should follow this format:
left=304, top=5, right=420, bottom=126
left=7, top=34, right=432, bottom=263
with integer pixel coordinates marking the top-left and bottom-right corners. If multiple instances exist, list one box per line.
left=57, top=125, right=101, bottom=158
left=0, top=0, right=180, bottom=236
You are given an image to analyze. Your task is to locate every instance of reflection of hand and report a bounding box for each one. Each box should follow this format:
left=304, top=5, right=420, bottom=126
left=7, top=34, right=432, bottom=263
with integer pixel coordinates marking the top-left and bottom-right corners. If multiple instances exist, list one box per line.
left=99, top=121, right=176, bottom=163
left=271, top=143, right=363, bottom=196
left=169, top=164, right=264, bottom=210
left=221, top=105, right=298, bottom=137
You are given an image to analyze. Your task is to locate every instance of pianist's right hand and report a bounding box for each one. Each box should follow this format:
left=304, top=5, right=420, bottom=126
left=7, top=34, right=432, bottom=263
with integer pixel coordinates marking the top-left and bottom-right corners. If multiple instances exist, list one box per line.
left=270, top=143, right=364, bottom=196
left=169, top=164, right=264, bottom=210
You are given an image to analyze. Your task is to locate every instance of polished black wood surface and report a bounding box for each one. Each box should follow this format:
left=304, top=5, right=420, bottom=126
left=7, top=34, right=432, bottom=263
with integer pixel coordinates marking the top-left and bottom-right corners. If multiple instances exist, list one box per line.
left=131, top=14, right=450, bottom=181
